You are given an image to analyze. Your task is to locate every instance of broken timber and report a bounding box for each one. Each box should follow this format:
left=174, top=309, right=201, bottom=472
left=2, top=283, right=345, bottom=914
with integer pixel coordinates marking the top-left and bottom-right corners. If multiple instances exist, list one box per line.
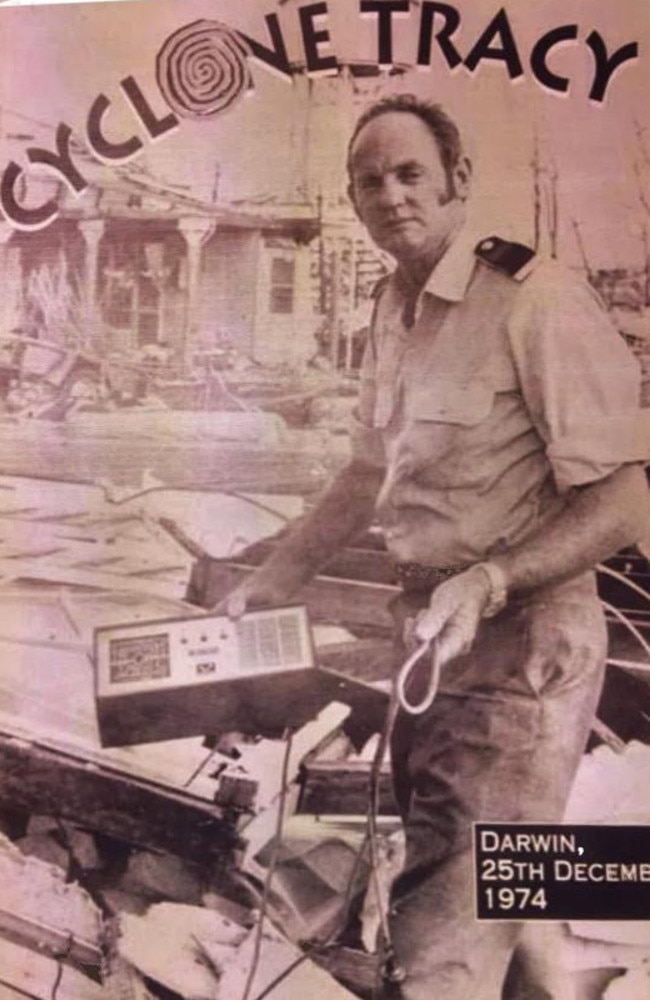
left=0, top=731, right=239, bottom=862
left=0, top=938, right=105, bottom=1000
left=298, top=758, right=396, bottom=816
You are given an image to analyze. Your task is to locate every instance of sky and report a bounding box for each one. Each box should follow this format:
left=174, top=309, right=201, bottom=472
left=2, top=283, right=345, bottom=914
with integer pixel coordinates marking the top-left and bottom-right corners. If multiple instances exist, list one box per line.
left=0, top=0, right=648, bottom=269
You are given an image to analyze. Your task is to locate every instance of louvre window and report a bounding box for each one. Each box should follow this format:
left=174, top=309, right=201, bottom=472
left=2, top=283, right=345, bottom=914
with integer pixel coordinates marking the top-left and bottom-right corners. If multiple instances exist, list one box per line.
left=270, top=257, right=295, bottom=314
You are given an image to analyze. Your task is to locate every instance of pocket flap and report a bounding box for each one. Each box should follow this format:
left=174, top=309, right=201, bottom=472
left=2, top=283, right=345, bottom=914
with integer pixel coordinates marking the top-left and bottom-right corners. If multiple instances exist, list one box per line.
left=407, top=379, right=494, bottom=426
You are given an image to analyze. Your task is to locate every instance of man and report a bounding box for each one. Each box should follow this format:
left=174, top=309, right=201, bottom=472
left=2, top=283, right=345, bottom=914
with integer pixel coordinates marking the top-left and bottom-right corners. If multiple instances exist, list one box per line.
left=217, top=96, right=649, bottom=997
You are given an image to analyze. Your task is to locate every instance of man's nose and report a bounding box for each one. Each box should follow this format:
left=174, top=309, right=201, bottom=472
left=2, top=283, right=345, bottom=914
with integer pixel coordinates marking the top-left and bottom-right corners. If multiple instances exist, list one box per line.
left=378, top=176, right=405, bottom=208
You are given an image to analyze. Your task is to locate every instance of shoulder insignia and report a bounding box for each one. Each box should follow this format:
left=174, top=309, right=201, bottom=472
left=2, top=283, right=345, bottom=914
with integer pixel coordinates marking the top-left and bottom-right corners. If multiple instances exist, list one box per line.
left=474, top=236, right=536, bottom=281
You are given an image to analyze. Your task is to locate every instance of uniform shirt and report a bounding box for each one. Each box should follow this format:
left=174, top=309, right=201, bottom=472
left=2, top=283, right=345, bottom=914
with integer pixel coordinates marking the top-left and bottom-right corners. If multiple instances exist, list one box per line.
left=352, top=229, right=647, bottom=568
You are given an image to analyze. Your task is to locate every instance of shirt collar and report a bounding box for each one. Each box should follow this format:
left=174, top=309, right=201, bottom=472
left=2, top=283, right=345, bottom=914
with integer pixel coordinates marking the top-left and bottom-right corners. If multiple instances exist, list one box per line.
left=422, top=225, right=480, bottom=303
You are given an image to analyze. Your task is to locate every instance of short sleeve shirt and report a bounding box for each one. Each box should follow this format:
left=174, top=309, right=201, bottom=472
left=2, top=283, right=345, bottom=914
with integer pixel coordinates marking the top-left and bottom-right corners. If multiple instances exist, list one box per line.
left=351, top=230, right=648, bottom=567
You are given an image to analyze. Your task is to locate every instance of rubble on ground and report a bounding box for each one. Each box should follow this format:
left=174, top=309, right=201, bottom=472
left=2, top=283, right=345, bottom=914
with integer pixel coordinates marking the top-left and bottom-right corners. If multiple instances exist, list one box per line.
left=563, top=740, right=650, bottom=990
left=0, top=469, right=648, bottom=998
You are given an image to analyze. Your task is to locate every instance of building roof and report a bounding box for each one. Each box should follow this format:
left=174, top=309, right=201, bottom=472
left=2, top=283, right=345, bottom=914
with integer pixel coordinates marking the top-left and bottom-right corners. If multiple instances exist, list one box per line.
left=1, top=113, right=319, bottom=241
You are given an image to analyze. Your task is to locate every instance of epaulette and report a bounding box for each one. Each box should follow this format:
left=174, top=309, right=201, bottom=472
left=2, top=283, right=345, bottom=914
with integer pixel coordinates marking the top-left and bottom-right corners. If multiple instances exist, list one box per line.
left=474, top=236, right=536, bottom=281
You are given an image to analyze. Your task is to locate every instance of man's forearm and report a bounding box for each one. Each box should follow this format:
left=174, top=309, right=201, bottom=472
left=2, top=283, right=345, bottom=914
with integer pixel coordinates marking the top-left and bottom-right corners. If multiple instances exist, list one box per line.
left=493, top=464, right=649, bottom=595
left=249, top=459, right=383, bottom=597
left=415, top=464, right=649, bottom=660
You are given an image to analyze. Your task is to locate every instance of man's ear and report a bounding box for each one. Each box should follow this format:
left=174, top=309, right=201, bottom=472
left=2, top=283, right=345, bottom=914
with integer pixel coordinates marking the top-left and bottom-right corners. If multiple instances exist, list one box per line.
left=452, top=155, right=472, bottom=202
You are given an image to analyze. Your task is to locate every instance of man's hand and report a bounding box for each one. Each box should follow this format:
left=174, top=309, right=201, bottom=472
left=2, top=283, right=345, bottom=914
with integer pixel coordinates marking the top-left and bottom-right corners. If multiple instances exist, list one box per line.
left=207, top=459, right=383, bottom=619
left=412, top=565, right=491, bottom=664
left=213, top=570, right=295, bottom=618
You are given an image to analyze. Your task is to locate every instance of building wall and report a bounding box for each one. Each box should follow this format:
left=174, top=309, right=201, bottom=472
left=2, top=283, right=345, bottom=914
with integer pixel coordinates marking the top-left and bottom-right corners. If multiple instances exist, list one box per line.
left=199, top=228, right=259, bottom=353
left=252, top=236, right=316, bottom=368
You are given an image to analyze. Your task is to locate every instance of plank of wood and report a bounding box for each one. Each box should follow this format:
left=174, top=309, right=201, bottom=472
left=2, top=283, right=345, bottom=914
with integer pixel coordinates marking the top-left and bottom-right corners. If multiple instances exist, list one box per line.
left=0, top=938, right=104, bottom=1000
left=0, top=714, right=219, bottom=804
left=300, top=718, right=627, bottom=816
left=0, top=732, right=239, bottom=861
left=0, top=593, right=82, bottom=648
left=157, top=516, right=211, bottom=558
left=0, top=558, right=190, bottom=601
left=0, top=907, right=101, bottom=971
left=0, top=512, right=194, bottom=584
left=298, top=759, right=397, bottom=816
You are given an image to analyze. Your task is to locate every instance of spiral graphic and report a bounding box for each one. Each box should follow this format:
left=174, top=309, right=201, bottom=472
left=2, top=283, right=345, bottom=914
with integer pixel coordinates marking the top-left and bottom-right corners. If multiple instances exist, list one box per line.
left=156, top=20, right=252, bottom=121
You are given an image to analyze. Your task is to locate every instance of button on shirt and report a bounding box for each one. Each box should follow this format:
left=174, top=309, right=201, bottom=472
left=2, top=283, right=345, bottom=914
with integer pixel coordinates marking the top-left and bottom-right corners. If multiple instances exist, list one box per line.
left=352, top=230, right=647, bottom=567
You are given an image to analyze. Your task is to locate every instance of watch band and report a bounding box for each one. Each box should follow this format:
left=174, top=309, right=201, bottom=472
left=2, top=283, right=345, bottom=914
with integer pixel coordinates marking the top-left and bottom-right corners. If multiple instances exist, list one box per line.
left=475, top=561, right=508, bottom=618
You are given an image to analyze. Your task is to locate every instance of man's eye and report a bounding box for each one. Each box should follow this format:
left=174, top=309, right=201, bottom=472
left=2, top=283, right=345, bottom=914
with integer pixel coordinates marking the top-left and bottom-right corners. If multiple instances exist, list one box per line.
left=358, top=175, right=381, bottom=191
left=399, top=168, right=422, bottom=183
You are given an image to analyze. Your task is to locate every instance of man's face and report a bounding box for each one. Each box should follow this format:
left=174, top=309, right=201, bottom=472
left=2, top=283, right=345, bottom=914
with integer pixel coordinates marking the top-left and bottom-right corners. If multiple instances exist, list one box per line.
left=348, top=111, right=470, bottom=269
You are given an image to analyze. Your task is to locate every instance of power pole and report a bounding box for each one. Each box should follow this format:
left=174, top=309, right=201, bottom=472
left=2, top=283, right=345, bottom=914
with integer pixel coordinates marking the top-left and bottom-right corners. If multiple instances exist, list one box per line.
left=531, top=133, right=542, bottom=252
left=548, top=161, right=559, bottom=259
left=571, top=219, right=593, bottom=283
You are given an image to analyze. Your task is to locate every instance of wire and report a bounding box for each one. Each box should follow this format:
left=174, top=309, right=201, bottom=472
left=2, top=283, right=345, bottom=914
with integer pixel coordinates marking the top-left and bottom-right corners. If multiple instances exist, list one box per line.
left=51, top=963, right=64, bottom=1000
left=395, top=638, right=440, bottom=715
left=247, top=636, right=444, bottom=998
left=366, top=685, right=406, bottom=984
left=248, top=687, right=403, bottom=1000
left=241, top=731, right=294, bottom=1000
left=597, top=561, right=650, bottom=610
left=183, top=748, right=218, bottom=789
left=601, top=600, right=650, bottom=661
left=50, top=933, right=74, bottom=1000
left=596, top=563, right=650, bottom=661
left=242, top=566, right=650, bottom=998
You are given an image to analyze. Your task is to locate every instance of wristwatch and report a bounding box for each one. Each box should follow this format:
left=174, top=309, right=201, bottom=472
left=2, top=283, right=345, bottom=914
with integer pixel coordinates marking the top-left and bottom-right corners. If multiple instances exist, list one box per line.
left=475, top=561, right=508, bottom=618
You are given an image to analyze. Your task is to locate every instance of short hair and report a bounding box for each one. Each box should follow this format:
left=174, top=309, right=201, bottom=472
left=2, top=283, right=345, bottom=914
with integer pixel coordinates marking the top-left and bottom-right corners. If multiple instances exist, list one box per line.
left=347, top=94, right=464, bottom=184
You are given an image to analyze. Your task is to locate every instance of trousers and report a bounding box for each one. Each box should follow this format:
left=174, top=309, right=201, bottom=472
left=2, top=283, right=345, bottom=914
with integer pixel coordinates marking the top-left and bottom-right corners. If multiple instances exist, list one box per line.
left=376, top=580, right=607, bottom=1000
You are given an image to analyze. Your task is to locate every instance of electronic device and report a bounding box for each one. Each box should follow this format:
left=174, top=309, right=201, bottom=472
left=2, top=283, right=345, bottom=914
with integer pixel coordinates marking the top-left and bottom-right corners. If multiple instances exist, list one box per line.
left=94, top=605, right=386, bottom=746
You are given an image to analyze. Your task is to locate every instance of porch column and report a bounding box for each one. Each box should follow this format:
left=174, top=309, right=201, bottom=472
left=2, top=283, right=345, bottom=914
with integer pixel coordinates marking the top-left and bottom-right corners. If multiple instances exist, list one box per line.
left=78, top=218, right=105, bottom=348
left=0, top=223, right=16, bottom=334
left=178, top=216, right=216, bottom=370
left=0, top=224, right=18, bottom=409
left=293, top=239, right=315, bottom=367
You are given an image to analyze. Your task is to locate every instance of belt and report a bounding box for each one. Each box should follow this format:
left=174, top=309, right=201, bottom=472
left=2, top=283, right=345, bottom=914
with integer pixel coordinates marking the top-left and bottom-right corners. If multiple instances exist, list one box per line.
left=394, top=561, right=468, bottom=593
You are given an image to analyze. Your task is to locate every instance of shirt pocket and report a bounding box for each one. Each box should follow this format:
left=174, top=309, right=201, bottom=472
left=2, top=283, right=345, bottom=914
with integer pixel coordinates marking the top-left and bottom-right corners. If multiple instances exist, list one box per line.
left=405, top=378, right=495, bottom=426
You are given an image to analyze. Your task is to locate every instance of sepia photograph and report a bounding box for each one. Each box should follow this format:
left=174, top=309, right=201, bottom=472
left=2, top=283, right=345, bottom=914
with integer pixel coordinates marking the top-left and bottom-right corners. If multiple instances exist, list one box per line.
left=0, top=0, right=649, bottom=997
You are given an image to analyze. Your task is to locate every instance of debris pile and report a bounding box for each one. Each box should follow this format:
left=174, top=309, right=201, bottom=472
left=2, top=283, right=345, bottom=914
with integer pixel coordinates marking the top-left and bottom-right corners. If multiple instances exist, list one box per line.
left=0, top=470, right=648, bottom=999
left=0, top=697, right=387, bottom=999
left=563, top=740, right=650, bottom=995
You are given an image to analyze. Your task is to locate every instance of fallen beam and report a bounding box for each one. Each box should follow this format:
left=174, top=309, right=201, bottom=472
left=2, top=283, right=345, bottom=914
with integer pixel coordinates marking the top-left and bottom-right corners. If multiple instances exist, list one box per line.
left=298, top=759, right=397, bottom=816
left=0, top=731, right=239, bottom=862
left=0, top=558, right=189, bottom=602
left=0, top=938, right=104, bottom=1000
left=0, top=907, right=101, bottom=974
